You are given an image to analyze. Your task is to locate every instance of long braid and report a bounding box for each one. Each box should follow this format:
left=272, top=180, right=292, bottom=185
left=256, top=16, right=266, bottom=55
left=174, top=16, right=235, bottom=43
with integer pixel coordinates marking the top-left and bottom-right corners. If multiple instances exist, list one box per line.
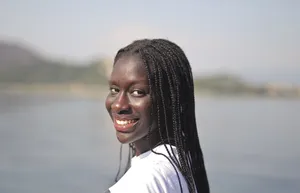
left=148, top=42, right=195, bottom=192
left=142, top=45, right=181, bottom=165
left=153, top=39, right=209, bottom=193
left=140, top=47, right=183, bottom=193
left=142, top=42, right=193, bottom=192
left=112, top=39, right=209, bottom=193
left=145, top=43, right=190, bottom=183
left=152, top=41, right=196, bottom=191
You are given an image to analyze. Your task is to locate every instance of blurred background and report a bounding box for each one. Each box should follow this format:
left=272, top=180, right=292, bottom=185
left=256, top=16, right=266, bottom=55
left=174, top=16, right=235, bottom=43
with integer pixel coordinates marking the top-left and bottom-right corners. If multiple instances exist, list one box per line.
left=0, top=0, right=299, bottom=193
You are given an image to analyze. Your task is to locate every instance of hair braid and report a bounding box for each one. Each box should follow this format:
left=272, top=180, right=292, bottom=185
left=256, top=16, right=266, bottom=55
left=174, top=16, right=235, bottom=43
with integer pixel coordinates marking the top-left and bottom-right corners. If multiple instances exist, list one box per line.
left=152, top=41, right=197, bottom=183
left=144, top=45, right=180, bottom=157
left=149, top=42, right=195, bottom=192
left=140, top=46, right=180, bottom=165
left=140, top=47, right=184, bottom=192
left=147, top=44, right=187, bottom=163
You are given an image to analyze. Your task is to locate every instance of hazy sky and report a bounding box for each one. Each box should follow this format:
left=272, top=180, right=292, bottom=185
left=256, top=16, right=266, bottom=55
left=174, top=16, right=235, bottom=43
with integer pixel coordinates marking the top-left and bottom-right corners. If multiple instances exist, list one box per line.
left=0, top=0, right=299, bottom=83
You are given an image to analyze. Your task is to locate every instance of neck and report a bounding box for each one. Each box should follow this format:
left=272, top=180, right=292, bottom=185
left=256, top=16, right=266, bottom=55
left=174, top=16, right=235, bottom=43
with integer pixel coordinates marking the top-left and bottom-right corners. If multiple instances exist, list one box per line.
left=133, top=132, right=161, bottom=156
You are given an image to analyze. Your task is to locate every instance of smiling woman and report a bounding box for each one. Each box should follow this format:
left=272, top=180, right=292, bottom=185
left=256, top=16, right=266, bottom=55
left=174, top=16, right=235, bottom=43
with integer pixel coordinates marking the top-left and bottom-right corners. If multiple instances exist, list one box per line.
left=104, top=39, right=210, bottom=193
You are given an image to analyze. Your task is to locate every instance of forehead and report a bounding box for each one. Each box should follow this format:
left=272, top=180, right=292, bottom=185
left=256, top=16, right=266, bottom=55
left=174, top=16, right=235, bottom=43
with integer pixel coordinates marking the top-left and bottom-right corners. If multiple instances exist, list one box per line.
left=110, top=56, right=148, bottom=83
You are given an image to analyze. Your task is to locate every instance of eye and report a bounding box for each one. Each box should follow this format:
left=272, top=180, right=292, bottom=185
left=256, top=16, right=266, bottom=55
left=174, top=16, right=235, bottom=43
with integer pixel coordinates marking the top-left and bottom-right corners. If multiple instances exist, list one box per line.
left=110, top=87, right=119, bottom=95
left=132, top=90, right=145, bottom=97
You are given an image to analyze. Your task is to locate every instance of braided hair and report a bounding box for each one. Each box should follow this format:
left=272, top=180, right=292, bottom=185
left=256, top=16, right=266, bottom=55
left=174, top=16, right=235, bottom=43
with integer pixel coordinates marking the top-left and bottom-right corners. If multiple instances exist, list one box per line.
left=113, top=39, right=210, bottom=193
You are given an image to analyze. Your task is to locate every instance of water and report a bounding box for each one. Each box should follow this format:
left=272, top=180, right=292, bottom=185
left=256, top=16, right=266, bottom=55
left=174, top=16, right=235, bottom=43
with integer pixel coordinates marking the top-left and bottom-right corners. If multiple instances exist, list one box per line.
left=0, top=93, right=299, bottom=193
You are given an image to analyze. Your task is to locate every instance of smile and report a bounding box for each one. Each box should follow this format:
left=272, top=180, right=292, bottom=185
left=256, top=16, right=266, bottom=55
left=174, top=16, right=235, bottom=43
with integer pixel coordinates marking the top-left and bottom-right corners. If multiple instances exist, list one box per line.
left=114, top=118, right=139, bottom=132
left=116, top=119, right=138, bottom=125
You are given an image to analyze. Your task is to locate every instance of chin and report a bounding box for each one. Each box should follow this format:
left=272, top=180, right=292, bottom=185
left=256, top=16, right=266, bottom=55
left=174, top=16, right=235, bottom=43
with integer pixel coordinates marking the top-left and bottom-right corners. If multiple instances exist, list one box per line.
left=116, top=132, right=135, bottom=144
left=117, top=138, right=129, bottom=144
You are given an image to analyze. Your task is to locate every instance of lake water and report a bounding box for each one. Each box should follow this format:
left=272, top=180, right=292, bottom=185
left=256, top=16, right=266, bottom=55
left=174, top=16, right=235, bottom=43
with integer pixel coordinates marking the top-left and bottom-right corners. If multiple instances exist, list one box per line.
left=0, top=93, right=299, bottom=193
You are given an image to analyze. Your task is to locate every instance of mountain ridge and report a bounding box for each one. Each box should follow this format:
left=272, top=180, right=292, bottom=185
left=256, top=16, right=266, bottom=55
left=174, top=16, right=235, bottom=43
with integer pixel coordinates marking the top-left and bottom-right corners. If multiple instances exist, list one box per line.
left=0, top=41, right=108, bottom=84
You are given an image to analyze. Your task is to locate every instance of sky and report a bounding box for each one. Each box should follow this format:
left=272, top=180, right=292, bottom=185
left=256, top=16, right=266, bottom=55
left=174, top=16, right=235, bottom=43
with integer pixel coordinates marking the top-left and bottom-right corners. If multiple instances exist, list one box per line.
left=0, top=0, right=299, bottom=83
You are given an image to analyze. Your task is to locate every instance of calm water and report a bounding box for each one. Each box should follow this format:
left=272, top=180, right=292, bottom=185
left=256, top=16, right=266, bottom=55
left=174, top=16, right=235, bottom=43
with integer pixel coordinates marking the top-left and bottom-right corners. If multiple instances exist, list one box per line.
left=0, top=93, right=299, bottom=193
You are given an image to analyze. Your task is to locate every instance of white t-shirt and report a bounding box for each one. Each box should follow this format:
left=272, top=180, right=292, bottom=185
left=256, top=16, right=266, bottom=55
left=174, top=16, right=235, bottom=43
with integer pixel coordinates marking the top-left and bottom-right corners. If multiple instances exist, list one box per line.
left=108, top=144, right=190, bottom=193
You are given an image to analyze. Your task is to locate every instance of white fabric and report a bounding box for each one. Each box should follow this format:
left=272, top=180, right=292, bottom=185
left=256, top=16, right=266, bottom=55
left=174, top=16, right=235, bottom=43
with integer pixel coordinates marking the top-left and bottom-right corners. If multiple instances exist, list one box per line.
left=108, top=144, right=190, bottom=193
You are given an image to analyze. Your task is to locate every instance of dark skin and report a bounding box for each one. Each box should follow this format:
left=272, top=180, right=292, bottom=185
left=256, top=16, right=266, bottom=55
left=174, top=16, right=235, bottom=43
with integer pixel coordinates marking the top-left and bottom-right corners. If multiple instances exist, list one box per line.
left=105, top=55, right=159, bottom=156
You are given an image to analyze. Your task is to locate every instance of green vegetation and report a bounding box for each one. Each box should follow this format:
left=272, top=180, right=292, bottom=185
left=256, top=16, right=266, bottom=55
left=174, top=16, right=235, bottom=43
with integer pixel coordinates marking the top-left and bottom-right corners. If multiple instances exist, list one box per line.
left=0, top=41, right=299, bottom=98
left=194, top=74, right=266, bottom=96
left=0, top=60, right=108, bottom=84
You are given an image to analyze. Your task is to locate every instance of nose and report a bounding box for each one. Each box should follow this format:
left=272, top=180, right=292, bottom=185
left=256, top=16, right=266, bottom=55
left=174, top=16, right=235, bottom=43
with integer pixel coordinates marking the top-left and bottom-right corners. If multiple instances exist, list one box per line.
left=111, top=92, right=131, bottom=114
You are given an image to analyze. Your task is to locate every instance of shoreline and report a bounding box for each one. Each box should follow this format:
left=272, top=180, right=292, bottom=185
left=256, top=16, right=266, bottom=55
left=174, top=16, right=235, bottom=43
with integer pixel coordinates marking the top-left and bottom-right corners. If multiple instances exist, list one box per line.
left=1, top=83, right=300, bottom=100
left=0, top=83, right=109, bottom=100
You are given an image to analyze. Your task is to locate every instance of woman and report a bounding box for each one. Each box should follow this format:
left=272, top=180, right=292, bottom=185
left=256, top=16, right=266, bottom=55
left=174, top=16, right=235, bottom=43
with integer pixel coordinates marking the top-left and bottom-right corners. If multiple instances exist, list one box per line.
left=105, top=39, right=210, bottom=193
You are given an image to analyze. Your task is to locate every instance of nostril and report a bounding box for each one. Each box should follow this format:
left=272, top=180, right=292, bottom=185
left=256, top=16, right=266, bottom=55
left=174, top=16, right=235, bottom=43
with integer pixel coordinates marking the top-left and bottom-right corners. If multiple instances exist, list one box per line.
left=119, top=109, right=131, bottom=114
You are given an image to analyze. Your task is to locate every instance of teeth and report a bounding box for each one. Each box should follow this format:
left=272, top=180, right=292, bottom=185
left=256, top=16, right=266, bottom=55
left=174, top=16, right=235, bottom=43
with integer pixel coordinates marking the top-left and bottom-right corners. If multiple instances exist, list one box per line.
left=116, top=119, right=137, bottom=125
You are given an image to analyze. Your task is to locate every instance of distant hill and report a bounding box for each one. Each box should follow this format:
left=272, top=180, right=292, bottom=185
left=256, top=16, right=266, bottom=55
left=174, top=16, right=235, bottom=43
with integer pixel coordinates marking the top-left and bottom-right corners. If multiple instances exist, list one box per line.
left=0, top=41, right=108, bottom=84
left=1, top=40, right=299, bottom=98
left=0, top=41, right=44, bottom=71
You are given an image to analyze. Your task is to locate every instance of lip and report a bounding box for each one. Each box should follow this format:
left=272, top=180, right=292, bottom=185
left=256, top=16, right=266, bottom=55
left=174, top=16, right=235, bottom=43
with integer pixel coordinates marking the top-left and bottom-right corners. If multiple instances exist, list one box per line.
left=114, top=120, right=139, bottom=133
left=113, top=118, right=139, bottom=133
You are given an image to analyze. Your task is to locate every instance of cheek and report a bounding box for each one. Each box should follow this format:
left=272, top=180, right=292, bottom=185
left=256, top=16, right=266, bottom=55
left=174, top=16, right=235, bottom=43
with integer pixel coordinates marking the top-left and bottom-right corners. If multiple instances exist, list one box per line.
left=139, top=104, right=153, bottom=126
left=105, top=97, right=113, bottom=112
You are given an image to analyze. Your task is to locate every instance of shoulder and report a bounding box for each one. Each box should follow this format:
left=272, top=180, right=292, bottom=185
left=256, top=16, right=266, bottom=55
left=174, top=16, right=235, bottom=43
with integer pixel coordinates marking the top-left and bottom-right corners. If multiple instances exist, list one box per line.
left=109, top=158, right=188, bottom=193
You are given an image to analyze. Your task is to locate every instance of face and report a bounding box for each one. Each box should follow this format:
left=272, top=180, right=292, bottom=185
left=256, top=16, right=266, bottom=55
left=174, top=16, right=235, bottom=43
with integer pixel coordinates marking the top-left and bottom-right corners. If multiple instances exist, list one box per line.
left=105, top=55, right=153, bottom=144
